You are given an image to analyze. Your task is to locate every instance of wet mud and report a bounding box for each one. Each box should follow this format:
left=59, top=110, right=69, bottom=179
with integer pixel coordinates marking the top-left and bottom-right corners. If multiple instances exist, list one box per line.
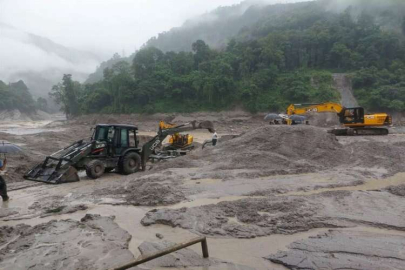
left=142, top=189, right=405, bottom=238
left=267, top=229, right=405, bottom=270
left=2, top=114, right=405, bottom=269
left=0, top=214, right=134, bottom=270
left=94, top=181, right=186, bottom=206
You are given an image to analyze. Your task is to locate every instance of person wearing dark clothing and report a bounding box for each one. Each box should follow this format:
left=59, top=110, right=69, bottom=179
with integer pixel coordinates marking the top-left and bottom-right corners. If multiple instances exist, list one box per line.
left=212, top=132, right=218, bottom=146
left=0, top=157, right=9, bottom=201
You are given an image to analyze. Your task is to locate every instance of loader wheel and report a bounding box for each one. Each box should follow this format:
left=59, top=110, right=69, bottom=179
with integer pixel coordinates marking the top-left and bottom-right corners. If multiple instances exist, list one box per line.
left=86, top=160, right=105, bottom=179
left=120, top=152, right=141, bottom=175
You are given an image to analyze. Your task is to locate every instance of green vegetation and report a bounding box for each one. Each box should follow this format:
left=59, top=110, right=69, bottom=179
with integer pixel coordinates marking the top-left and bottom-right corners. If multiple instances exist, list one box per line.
left=55, top=0, right=405, bottom=114
left=0, top=80, right=39, bottom=113
left=50, top=74, right=81, bottom=118
left=352, top=65, right=405, bottom=112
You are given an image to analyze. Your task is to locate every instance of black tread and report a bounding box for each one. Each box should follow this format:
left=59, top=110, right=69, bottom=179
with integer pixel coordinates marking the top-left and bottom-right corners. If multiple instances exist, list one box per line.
left=119, top=152, right=141, bottom=175
left=85, top=160, right=105, bottom=179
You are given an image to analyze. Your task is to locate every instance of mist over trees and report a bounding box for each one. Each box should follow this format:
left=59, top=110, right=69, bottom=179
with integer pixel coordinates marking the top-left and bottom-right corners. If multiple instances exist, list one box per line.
left=53, top=0, right=405, bottom=114
left=0, top=80, right=46, bottom=113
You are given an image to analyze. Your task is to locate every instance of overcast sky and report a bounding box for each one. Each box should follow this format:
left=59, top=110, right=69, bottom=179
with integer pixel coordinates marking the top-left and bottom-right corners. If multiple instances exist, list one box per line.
left=0, top=0, right=304, bottom=87
left=0, top=0, right=255, bottom=57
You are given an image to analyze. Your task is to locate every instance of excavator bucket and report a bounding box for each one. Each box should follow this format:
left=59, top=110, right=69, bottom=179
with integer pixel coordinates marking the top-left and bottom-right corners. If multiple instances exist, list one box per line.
left=198, top=121, right=215, bottom=133
left=24, top=139, right=89, bottom=184
left=24, top=156, right=80, bottom=184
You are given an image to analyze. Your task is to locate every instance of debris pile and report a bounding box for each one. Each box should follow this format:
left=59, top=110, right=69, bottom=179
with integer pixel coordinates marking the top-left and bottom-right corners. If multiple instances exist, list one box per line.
left=159, top=125, right=405, bottom=178
left=182, top=125, right=347, bottom=175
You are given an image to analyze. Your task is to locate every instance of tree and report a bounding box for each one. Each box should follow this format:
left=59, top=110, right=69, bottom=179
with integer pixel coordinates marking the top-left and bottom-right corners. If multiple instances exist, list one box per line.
left=132, top=47, right=164, bottom=80
left=192, top=40, right=211, bottom=68
left=36, top=97, right=48, bottom=112
left=402, top=16, right=405, bottom=35
left=50, top=74, right=81, bottom=118
left=330, top=43, right=353, bottom=69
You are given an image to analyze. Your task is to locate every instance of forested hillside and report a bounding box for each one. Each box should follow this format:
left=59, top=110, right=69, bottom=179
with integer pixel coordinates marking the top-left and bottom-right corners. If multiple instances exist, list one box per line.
left=0, top=80, right=46, bottom=113
left=59, top=0, right=405, bottom=116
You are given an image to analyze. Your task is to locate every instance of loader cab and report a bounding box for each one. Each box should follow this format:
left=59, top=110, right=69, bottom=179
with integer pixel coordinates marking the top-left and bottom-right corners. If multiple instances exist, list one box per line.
left=93, top=124, right=139, bottom=155
left=339, top=107, right=365, bottom=125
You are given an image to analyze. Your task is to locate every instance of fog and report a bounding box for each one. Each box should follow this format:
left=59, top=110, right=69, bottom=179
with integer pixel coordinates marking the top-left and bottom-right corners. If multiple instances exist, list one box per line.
left=0, top=0, right=304, bottom=57
left=0, top=0, right=306, bottom=95
left=1, top=0, right=250, bottom=58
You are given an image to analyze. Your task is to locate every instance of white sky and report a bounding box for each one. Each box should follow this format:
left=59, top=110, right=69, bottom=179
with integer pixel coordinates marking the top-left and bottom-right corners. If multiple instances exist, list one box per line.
left=0, top=0, right=249, bottom=57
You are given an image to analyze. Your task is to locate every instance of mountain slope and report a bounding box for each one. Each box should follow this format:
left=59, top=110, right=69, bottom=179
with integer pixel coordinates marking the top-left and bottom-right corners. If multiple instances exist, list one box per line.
left=74, top=0, right=405, bottom=115
left=86, top=0, right=405, bottom=84
left=0, top=23, right=101, bottom=98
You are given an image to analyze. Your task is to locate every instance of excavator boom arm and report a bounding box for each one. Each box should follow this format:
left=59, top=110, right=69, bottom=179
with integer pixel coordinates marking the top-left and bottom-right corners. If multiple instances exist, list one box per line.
left=287, top=102, right=344, bottom=116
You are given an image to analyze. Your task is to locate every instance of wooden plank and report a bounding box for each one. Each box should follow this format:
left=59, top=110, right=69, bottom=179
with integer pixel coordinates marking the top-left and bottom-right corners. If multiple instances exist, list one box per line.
left=112, top=236, right=209, bottom=270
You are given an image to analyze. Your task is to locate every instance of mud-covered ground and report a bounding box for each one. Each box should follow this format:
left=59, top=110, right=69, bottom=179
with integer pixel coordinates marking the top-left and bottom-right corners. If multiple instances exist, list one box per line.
left=1, top=112, right=405, bottom=270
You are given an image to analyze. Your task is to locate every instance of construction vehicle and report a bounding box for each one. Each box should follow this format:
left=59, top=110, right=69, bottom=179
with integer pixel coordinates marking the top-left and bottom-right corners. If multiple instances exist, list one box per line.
left=286, top=102, right=392, bottom=136
left=159, top=121, right=195, bottom=150
left=24, top=121, right=214, bottom=184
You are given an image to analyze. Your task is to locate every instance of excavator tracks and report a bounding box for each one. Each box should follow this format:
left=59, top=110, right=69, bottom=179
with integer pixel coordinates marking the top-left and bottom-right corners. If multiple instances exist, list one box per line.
left=328, top=128, right=389, bottom=136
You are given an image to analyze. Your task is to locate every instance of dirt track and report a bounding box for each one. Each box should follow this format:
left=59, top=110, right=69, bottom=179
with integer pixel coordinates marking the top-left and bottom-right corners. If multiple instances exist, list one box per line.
left=1, top=113, right=405, bottom=270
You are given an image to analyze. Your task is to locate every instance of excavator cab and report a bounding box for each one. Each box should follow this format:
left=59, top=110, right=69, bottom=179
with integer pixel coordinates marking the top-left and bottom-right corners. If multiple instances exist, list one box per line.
left=168, top=133, right=194, bottom=149
left=159, top=121, right=196, bottom=150
left=340, top=107, right=365, bottom=125
left=93, top=124, right=139, bottom=155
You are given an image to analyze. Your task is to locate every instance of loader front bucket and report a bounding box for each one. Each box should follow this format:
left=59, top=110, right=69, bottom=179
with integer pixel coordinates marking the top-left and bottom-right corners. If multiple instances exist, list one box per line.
left=24, top=156, right=80, bottom=184
left=198, top=121, right=215, bottom=133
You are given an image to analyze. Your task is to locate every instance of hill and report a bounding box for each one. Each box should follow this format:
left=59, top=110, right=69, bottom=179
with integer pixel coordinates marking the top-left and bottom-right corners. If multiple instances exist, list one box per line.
left=65, top=0, right=405, bottom=115
left=0, top=23, right=101, bottom=99
left=0, top=80, right=37, bottom=113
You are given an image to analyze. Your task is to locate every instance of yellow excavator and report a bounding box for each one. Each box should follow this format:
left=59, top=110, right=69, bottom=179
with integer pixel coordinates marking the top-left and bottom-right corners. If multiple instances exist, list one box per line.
left=286, top=102, right=392, bottom=135
left=159, top=121, right=195, bottom=150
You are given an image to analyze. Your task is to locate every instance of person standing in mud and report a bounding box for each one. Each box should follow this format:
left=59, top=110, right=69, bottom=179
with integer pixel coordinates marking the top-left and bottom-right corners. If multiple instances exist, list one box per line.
left=212, top=132, right=218, bottom=146
left=0, top=156, right=9, bottom=201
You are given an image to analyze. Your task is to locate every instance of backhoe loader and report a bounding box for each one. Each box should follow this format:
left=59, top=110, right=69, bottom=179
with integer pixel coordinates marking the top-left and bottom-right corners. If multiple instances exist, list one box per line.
left=24, top=121, right=214, bottom=184
left=286, top=102, right=392, bottom=135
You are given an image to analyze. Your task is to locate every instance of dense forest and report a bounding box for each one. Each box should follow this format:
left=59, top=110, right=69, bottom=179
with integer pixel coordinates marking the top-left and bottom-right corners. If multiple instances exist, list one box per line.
left=0, top=80, right=47, bottom=113
left=53, top=0, right=405, bottom=117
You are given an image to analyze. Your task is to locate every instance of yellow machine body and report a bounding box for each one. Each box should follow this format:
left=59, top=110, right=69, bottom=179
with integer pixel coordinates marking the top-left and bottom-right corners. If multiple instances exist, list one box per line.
left=286, top=102, right=392, bottom=135
left=160, top=121, right=194, bottom=148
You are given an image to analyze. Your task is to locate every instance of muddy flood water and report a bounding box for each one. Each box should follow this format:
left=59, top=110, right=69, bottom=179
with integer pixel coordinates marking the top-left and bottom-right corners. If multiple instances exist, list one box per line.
left=1, top=116, right=405, bottom=270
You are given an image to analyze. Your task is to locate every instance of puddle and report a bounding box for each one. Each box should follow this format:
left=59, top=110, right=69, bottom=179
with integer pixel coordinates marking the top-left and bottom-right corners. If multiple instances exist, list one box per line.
left=162, top=196, right=265, bottom=210
left=282, top=172, right=405, bottom=196
left=0, top=120, right=65, bottom=135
